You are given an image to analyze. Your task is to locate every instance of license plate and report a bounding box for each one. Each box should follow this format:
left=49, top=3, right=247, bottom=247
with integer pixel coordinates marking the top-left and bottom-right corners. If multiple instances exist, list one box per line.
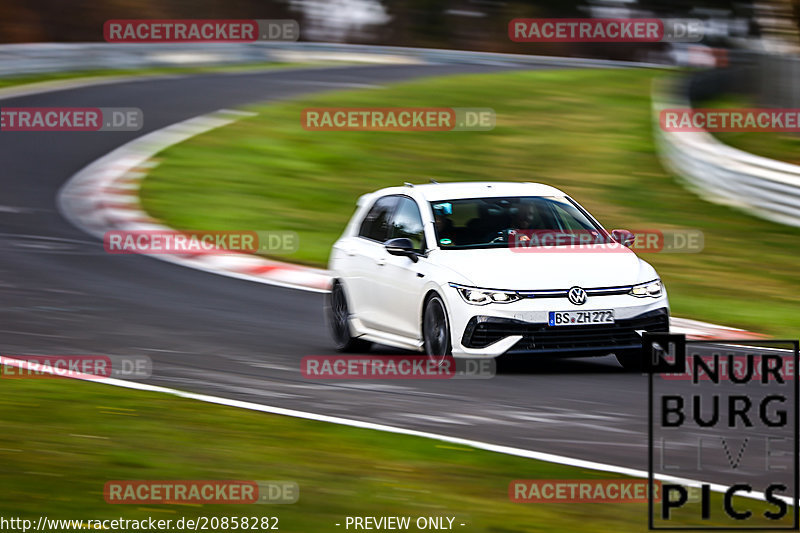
left=548, top=310, right=615, bottom=326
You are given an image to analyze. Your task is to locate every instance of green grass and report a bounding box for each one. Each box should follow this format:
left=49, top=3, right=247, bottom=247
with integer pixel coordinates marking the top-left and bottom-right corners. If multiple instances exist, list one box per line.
left=700, top=94, right=800, bottom=165
left=0, top=378, right=785, bottom=531
left=140, top=68, right=800, bottom=338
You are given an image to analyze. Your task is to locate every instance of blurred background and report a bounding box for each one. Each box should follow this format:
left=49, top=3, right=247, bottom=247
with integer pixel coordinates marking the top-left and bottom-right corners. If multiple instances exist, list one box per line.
left=0, top=0, right=796, bottom=59
left=1, top=2, right=799, bottom=531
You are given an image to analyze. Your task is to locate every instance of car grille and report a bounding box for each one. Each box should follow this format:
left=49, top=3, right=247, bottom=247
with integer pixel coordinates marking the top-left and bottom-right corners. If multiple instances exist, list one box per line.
left=462, top=309, right=669, bottom=354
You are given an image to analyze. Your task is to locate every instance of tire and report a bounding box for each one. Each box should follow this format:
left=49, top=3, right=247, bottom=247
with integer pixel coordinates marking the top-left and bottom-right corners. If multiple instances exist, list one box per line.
left=615, top=348, right=645, bottom=372
left=422, top=294, right=452, bottom=363
left=328, top=282, right=371, bottom=353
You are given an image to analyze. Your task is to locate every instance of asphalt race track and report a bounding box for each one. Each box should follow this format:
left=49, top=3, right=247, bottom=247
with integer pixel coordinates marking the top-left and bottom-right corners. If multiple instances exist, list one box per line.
left=0, top=63, right=792, bottom=493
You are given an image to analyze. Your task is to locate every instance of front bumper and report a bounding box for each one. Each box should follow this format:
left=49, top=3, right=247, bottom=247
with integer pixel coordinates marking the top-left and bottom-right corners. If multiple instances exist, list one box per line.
left=445, top=285, right=669, bottom=357
left=461, top=308, right=668, bottom=356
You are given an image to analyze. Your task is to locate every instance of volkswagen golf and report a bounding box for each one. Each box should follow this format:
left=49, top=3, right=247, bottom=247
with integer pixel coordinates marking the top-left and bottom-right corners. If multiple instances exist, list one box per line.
left=326, top=182, right=669, bottom=370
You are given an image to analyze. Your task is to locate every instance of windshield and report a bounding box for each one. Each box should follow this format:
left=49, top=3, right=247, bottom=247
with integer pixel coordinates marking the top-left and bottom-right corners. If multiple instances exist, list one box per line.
left=429, top=196, right=608, bottom=250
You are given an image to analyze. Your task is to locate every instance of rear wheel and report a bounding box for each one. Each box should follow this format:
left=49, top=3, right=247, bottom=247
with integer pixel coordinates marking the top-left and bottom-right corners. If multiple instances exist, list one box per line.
left=423, top=294, right=452, bottom=364
left=615, top=348, right=645, bottom=372
left=328, top=282, right=371, bottom=353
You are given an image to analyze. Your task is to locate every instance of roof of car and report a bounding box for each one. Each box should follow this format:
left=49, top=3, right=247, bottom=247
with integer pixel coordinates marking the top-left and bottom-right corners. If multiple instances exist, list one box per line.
left=368, top=181, right=567, bottom=203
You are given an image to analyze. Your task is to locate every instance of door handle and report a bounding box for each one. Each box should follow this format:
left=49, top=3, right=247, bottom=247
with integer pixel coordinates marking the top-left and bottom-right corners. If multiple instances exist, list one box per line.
left=375, top=257, right=386, bottom=266
left=344, top=249, right=356, bottom=257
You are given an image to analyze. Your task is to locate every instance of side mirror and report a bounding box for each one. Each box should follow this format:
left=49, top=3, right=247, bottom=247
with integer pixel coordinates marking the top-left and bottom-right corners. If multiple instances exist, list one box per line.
left=611, top=229, right=636, bottom=248
left=384, top=238, right=419, bottom=262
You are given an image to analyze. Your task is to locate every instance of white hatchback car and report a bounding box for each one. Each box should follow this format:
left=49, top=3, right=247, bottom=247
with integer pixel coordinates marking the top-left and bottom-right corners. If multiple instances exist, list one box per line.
left=327, top=182, right=669, bottom=370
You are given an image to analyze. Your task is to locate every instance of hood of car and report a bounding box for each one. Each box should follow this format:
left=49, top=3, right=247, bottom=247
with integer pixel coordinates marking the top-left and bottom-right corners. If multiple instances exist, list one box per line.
left=430, top=245, right=655, bottom=290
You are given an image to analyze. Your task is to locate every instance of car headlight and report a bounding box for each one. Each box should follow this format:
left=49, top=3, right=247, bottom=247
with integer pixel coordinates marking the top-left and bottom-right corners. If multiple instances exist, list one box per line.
left=449, top=283, right=521, bottom=305
left=630, top=279, right=663, bottom=298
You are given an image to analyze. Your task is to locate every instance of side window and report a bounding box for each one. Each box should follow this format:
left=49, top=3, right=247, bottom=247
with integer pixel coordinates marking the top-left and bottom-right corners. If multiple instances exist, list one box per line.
left=358, top=196, right=398, bottom=242
left=390, top=197, right=426, bottom=251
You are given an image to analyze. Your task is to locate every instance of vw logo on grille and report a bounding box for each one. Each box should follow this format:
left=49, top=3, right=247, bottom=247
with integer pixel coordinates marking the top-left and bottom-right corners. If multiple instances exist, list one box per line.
left=567, top=286, right=587, bottom=305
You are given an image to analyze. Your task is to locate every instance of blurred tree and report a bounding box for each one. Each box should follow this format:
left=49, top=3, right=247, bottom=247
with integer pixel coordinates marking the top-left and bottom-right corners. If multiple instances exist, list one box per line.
left=0, top=0, right=299, bottom=42
left=784, top=0, right=800, bottom=49
left=0, top=0, right=794, bottom=58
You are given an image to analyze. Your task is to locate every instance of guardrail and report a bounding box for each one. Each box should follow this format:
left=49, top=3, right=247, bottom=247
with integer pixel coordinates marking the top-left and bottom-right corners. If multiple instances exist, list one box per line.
left=0, top=41, right=666, bottom=78
left=653, top=76, right=800, bottom=228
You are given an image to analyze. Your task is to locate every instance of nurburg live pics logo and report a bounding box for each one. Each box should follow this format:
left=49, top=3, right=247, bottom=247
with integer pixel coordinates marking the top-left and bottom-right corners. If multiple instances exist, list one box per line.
left=645, top=332, right=799, bottom=530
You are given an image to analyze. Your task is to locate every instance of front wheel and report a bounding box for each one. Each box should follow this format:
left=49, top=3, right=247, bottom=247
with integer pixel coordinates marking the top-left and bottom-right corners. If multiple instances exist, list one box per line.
left=422, top=294, right=452, bottom=363
left=615, top=348, right=645, bottom=372
left=328, top=282, right=371, bottom=353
